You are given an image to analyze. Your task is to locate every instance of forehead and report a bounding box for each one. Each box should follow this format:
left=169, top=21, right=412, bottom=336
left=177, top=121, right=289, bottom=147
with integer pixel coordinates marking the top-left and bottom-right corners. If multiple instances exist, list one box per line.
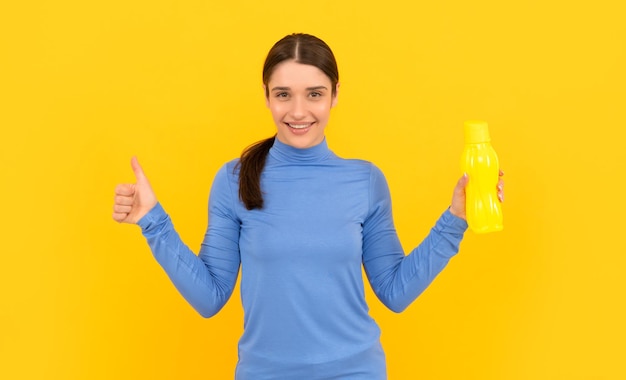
left=268, top=60, right=331, bottom=88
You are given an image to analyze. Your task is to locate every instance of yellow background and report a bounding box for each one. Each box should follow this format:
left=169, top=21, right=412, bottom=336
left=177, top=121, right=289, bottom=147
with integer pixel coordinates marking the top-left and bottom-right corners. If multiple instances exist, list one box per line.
left=1, top=0, right=625, bottom=379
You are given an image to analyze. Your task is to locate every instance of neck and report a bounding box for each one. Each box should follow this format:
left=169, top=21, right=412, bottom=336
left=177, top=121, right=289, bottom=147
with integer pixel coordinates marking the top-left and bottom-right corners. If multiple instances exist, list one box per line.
left=269, top=137, right=332, bottom=163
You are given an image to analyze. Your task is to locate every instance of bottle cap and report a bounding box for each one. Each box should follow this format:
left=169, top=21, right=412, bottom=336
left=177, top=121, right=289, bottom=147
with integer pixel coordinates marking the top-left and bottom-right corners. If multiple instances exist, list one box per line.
left=464, top=120, right=491, bottom=143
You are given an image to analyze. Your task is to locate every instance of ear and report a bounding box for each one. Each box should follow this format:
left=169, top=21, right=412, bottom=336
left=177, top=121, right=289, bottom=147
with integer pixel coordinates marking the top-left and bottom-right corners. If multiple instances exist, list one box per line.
left=331, top=82, right=340, bottom=108
left=263, top=84, right=270, bottom=108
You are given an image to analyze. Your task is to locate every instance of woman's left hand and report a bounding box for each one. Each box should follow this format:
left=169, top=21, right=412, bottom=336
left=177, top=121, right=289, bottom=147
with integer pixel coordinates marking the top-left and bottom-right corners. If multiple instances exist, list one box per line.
left=449, top=170, right=505, bottom=220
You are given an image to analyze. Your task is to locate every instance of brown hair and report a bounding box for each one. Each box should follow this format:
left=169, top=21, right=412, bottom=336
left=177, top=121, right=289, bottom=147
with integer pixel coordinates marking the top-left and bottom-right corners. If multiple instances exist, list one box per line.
left=237, top=33, right=339, bottom=210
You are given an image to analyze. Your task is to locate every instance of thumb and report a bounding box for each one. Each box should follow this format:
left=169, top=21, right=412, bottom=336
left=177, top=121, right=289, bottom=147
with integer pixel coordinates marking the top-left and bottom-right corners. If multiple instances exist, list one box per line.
left=449, top=173, right=469, bottom=220
left=455, top=173, right=469, bottom=193
left=131, top=156, right=148, bottom=183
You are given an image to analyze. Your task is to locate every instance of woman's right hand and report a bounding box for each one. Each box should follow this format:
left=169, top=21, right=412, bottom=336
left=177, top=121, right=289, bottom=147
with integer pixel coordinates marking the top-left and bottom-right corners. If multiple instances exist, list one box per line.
left=112, top=157, right=158, bottom=224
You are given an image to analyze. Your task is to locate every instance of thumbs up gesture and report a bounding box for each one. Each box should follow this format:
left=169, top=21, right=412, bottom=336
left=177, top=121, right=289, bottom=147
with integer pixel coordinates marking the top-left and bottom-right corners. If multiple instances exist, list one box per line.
left=112, top=157, right=158, bottom=224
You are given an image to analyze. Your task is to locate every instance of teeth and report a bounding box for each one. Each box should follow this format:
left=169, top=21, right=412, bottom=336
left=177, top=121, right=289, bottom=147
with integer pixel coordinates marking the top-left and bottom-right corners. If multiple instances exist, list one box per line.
left=289, top=123, right=311, bottom=129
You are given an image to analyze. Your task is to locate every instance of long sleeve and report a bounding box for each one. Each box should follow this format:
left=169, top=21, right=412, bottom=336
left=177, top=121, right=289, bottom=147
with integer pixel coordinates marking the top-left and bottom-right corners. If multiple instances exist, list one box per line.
left=138, top=164, right=241, bottom=318
left=362, top=165, right=468, bottom=313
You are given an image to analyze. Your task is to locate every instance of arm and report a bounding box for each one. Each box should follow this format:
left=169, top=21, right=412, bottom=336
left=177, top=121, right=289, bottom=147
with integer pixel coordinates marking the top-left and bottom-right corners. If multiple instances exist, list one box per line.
left=137, top=164, right=241, bottom=318
left=362, top=165, right=468, bottom=313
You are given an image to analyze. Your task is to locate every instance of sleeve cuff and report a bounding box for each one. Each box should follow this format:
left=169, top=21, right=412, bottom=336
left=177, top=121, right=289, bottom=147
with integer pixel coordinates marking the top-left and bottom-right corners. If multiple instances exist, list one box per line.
left=440, top=208, right=469, bottom=233
left=137, top=202, right=167, bottom=232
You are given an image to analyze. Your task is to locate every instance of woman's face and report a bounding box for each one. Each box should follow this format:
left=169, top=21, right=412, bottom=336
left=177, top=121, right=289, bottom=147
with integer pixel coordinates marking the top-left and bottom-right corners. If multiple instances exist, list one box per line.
left=265, top=60, right=338, bottom=149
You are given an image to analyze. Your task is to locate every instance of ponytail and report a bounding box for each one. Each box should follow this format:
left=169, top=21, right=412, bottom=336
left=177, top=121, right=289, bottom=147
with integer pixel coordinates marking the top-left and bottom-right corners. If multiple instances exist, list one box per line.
left=237, top=136, right=275, bottom=210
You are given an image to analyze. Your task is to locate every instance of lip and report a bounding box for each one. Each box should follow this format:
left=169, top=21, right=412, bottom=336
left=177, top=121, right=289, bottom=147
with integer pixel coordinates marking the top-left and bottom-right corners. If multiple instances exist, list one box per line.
left=285, top=122, right=315, bottom=129
left=285, top=122, right=314, bottom=135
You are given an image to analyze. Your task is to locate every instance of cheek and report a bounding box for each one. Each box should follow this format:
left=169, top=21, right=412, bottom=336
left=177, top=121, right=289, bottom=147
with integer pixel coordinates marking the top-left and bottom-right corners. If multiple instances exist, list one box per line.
left=269, top=103, right=285, bottom=119
left=314, top=102, right=332, bottom=118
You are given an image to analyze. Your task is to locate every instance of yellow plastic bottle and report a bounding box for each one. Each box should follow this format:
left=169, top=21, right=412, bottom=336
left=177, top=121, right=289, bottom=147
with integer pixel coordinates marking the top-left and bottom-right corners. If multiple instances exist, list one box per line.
left=461, top=121, right=503, bottom=233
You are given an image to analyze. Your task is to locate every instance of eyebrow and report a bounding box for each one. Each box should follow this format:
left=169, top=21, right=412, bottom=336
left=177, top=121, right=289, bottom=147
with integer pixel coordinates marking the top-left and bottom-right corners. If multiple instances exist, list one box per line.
left=270, top=86, right=328, bottom=92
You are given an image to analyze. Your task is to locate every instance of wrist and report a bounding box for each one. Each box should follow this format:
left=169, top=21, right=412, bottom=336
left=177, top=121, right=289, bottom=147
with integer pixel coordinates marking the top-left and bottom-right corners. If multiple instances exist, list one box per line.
left=448, top=205, right=466, bottom=220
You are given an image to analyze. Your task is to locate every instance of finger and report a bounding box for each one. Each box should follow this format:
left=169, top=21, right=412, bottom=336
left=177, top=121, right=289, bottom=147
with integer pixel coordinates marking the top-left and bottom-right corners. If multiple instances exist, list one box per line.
left=456, top=173, right=469, bottom=192
left=115, top=184, right=135, bottom=196
left=112, top=212, right=129, bottom=223
left=114, top=195, right=135, bottom=206
left=449, top=174, right=468, bottom=219
left=131, top=156, right=147, bottom=183
left=452, top=173, right=468, bottom=200
left=113, top=204, right=132, bottom=213
left=499, top=169, right=504, bottom=177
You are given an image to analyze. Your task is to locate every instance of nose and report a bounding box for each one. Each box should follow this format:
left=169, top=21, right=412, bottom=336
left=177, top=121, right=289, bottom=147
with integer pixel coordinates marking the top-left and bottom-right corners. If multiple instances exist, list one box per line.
left=289, top=96, right=306, bottom=120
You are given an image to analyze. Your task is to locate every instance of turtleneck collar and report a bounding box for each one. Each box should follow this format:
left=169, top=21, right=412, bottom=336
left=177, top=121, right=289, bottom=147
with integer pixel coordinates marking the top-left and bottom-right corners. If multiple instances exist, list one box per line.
left=269, top=137, right=333, bottom=163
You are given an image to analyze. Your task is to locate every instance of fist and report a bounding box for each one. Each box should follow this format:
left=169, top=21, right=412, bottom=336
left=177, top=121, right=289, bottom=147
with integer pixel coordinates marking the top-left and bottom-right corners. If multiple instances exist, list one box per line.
left=449, top=170, right=505, bottom=220
left=112, top=157, right=158, bottom=224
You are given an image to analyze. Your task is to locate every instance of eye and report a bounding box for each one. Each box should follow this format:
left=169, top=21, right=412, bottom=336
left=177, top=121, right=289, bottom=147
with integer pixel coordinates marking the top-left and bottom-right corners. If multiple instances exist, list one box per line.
left=275, top=92, right=289, bottom=98
left=309, top=91, right=322, bottom=98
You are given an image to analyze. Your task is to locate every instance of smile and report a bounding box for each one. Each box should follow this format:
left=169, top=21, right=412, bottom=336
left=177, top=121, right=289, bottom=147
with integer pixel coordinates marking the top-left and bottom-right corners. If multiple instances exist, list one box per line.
left=287, top=123, right=314, bottom=129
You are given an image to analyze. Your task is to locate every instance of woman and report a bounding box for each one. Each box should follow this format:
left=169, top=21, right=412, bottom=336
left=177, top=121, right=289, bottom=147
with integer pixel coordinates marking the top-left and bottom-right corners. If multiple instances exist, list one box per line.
left=113, top=33, right=504, bottom=379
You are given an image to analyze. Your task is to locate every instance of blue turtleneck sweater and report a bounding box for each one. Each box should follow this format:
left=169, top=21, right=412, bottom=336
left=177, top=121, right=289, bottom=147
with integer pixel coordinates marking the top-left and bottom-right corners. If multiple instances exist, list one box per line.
left=138, top=138, right=468, bottom=379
